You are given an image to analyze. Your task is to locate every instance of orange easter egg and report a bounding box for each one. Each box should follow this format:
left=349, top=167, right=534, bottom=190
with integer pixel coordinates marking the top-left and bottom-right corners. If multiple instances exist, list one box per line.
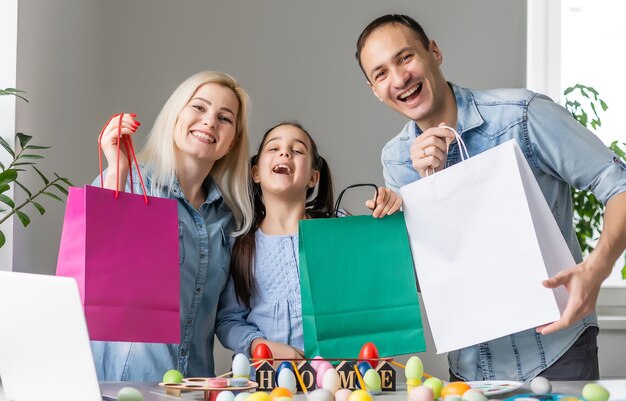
left=440, top=382, right=471, bottom=399
left=270, top=387, right=293, bottom=401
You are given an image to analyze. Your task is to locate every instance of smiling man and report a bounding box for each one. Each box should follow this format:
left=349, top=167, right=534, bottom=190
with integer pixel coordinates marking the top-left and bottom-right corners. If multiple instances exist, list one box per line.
left=355, top=14, right=626, bottom=382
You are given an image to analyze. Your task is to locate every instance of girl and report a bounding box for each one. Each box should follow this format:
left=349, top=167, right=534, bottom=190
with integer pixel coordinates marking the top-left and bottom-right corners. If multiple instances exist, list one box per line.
left=216, top=122, right=401, bottom=359
left=93, top=71, right=253, bottom=381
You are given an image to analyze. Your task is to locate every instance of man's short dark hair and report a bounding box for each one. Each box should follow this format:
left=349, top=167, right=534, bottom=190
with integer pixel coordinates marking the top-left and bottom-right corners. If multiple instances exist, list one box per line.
left=355, top=14, right=431, bottom=81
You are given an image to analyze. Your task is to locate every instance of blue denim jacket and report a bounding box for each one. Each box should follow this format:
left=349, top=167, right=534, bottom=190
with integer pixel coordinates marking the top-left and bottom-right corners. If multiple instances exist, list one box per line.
left=216, top=229, right=303, bottom=357
left=382, top=83, right=626, bottom=381
left=90, top=168, right=234, bottom=381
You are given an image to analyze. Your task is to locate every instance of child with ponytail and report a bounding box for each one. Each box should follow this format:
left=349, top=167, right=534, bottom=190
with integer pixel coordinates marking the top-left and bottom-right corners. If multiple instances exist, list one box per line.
left=216, top=122, right=401, bottom=359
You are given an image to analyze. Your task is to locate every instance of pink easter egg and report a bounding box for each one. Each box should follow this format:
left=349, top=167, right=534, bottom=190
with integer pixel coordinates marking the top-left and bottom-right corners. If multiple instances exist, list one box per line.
left=316, top=361, right=334, bottom=388
left=409, top=386, right=434, bottom=401
left=310, top=356, right=325, bottom=371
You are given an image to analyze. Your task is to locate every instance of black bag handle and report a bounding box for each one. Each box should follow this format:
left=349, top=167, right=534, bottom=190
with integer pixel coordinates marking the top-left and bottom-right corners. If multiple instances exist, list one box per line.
left=332, top=183, right=378, bottom=218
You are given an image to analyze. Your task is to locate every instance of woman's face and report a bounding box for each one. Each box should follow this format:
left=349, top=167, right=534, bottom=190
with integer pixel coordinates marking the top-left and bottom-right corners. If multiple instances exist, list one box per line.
left=174, top=82, right=239, bottom=168
left=252, top=124, right=319, bottom=199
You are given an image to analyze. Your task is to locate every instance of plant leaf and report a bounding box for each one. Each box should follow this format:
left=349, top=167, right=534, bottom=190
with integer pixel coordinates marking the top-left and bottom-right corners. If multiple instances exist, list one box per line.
left=16, top=132, right=32, bottom=148
left=16, top=211, right=31, bottom=227
left=14, top=180, right=32, bottom=197
left=24, top=144, right=51, bottom=150
left=53, top=183, right=68, bottom=195
left=42, top=191, right=63, bottom=202
left=31, top=201, right=45, bottom=215
left=0, top=169, right=17, bottom=186
left=0, top=231, right=5, bottom=248
left=19, top=154, right=44, bottom=159
left=0, top=183, right=10, bottom=194
left=12, top=162, right=35, bottom=166
left=0, top=136, right=15, bottom=158
left=0, top=194, right=15, bottom=208
left=32, top=165, right=49, bottom=185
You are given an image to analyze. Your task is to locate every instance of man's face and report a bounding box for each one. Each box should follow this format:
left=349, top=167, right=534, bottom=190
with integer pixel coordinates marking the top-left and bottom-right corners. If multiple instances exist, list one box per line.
left=360, top=23, right=447, bottom=127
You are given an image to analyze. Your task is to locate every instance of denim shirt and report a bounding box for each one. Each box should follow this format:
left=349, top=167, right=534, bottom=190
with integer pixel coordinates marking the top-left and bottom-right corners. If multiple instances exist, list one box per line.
left=381, top=83, right=626, bottom=381
left=216, top=229, right=304, bottom=356
left=90, top=168, right=234, bottom=381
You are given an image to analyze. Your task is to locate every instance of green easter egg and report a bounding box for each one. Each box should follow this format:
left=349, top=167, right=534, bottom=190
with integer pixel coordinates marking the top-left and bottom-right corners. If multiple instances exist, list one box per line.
left=117, top=386, right=144, bottom=401
left=162, top=369, right=184, bottom=383
left=423, top=377, right=444, bottom=399
left=405, top=356, right=424, bottom=380
left=582, top=383, right=610, bottom=401
left=363, top=369, right=381, bottom=392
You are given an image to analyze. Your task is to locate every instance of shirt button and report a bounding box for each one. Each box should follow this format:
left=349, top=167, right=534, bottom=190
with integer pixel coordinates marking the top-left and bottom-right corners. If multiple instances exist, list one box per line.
left=200, top=254, right=205, bottom=259
left=196, top=287, right=201, bottom=293
left=187, top=319, right=193, bottom=324
left=181, top=350, right=187, bottom=356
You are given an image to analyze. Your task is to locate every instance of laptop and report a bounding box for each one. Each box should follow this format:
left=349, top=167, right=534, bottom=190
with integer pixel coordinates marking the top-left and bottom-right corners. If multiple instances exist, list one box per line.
left=0, top=271, right=172, bottom=401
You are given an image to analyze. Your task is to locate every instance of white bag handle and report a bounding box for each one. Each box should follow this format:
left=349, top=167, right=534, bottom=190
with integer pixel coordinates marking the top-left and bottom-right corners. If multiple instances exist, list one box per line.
left=425, top=125, right=469, bottom=176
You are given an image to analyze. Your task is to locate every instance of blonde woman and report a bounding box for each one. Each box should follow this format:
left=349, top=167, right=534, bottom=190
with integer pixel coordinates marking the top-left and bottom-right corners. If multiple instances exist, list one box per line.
left=92, top=71, right=253, bottom=381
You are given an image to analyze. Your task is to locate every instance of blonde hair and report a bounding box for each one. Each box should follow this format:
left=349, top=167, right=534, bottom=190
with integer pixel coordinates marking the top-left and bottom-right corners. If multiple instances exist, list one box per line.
left=139, top=71, right=253, bottom=236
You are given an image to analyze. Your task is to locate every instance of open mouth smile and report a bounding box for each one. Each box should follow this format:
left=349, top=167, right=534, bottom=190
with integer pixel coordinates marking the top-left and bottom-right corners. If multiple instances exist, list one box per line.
left=190, top=130, right=216, bottom=143
left=397, top=82, right=423, bottom=103
left=272, top=164, right=294, bottom=175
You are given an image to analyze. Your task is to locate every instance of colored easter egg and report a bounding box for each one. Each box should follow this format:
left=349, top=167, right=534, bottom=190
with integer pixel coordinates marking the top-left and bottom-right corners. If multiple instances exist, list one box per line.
left=315, top=361, right=334, bottom=388
left=162, top=369, right=183, bottom=384
left=321, top=367, right=341, bottom=394
left=275, top=362, right=295, bottom=385
left=274, top=397, right=294, bottom=401
left=217, top=391, right=237, bottom=401
left=404, top=356, right=424, bottom=380
left=277, top=368, right=297, bottom=394
left=335, top=389, right=353, bottom=401
left=409, top=385, right=434, bottom=401
left=355, top=362, right=372, bottom=389
left=531, top=377, right=552, bottom=394
left=247, top=392, right=271, bottom=401
left=582, top=383, right=610, bottom=401
left=307, top=389, right=334, bottom=401
left=462, top=389, right=488, bottom=401
left=310, top=356, right=325, bottom=371
left=235, top=392, right=251, bottom=401
left=270, top=387, right=294, bottom=401
left=348, top=389, right=373, bottom=401
left=423, top=377, right=444, bottom=399
left=363, top=369, right=381, bottom=394
left=117, top=387, right=144, bottom=401
left=233, top=353, right=251, bottom=378
left=445, top=396, right=463, bottom=401
left=252, top=343, right=274, bottom=363
left=441, top=382, right=471, bottom=399
left=358, top=343, right=380, bottom=368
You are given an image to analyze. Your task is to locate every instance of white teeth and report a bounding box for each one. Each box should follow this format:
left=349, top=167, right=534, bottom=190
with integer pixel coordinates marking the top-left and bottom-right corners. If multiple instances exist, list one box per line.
left=191, top=131, right=216, bottom=143
left=399, top=83, right=422, bottom=100
left=273, top=164, right=293, bottom=174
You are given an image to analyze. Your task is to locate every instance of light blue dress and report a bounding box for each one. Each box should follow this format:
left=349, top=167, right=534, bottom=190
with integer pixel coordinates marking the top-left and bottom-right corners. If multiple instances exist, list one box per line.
left=217, top=229, right=303, bottom=356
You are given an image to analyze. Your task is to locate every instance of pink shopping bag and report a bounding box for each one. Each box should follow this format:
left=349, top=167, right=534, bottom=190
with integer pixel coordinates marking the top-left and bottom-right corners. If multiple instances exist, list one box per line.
left=56, top=115, right=179, bottom=343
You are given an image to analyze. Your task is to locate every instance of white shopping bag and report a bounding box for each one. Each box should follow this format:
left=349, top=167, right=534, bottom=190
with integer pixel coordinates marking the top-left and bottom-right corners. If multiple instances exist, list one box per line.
left=400, top=137, right=571, bottom=354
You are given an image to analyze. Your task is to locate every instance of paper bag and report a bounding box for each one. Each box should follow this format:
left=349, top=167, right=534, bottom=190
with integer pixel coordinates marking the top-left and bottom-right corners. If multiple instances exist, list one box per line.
left=400, top=139, right=571, bottom=353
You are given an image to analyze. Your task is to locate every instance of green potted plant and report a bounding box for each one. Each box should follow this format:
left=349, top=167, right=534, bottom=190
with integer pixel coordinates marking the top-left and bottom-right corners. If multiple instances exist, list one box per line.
left=564, top=84, right=626, bottom=279
left=0, top=88, right=72, bottom=248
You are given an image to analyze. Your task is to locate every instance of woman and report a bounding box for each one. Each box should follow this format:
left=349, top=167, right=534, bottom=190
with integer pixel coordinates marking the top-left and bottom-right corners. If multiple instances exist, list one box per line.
left=92, top=71, right=253, bottom=381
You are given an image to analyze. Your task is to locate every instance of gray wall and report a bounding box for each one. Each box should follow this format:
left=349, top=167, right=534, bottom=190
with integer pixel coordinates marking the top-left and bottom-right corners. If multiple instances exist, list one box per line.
left=13, top=0, right=527, bottom=379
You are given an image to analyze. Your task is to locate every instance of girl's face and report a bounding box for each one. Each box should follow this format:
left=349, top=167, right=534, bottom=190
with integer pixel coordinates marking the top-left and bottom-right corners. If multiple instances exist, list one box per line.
left=252, top=125, right=319, bottom=199
left=174, top=82, right=239, bottom=167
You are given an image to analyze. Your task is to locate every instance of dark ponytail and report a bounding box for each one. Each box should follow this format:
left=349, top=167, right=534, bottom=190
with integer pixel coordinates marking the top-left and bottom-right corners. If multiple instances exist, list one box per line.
left=230, top=121, right=333, bottom=307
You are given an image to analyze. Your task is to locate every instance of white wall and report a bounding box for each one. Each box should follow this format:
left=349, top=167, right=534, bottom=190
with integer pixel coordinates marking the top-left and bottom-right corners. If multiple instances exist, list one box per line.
left=14, top=0, right=527, bottom=379
left=0, top=0, right=18, bottom=270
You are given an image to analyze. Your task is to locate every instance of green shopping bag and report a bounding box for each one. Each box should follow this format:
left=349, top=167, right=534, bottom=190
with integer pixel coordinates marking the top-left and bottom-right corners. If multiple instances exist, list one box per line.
left=299, top=184, right=426, bottom=358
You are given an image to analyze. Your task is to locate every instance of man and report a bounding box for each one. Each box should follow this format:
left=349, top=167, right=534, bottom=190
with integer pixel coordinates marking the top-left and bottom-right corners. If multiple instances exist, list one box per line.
left=356, top=14, right=626, bottom=381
